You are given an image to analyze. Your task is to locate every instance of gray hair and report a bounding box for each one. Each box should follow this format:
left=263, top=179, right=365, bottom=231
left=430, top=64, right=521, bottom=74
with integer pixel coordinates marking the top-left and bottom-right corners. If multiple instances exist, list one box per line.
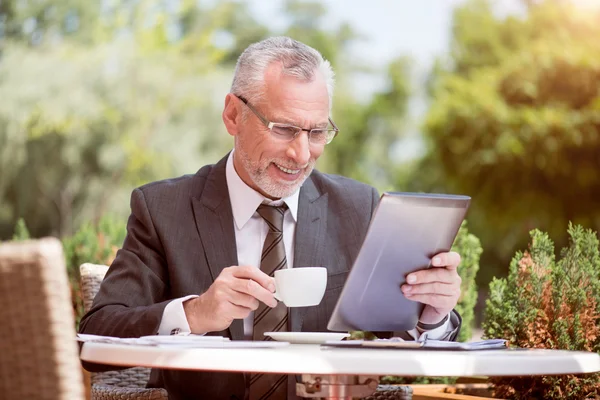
left=230, top=36, right=335, bottom=110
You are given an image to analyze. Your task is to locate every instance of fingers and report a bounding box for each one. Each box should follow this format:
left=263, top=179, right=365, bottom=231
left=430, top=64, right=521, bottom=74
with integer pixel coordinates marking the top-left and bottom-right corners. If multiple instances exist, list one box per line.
left=401, top=252, right=462, bottom=316
left=224, top=266, right=277, bottom=308
left=228, top=290, right=260, bottom=311
left=231, top=277, right=278, bottom=308
left=407, top=267, right=460, bottom=285
left=184, top=291, right=255, bottom=333
left=402, top=282, right=458, bottom=297
left=229, top=265, right=276, bottom=292
left=431, top=251, right=461, bottom=270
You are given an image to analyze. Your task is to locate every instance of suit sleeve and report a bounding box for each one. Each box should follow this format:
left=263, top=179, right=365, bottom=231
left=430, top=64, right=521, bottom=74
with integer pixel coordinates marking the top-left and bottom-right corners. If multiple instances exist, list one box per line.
left=79, top=188, right=173, bottom=340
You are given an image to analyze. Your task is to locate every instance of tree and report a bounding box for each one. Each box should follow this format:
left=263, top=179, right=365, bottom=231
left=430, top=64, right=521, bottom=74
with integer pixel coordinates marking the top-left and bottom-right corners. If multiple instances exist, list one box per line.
left=0, top=0, right=414, bottom=241
left=415, top=0, right=600, bottom=283
left=0, top=42, right=230, bottom=239
left=0, top=0, right=100, bottom=45
left=320, top=56, right=413, bottom=188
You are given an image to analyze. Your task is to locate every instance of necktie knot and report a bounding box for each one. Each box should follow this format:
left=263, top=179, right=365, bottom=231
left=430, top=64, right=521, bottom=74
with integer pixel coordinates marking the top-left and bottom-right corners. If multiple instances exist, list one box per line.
left=257, top=204, right=287, bottom=233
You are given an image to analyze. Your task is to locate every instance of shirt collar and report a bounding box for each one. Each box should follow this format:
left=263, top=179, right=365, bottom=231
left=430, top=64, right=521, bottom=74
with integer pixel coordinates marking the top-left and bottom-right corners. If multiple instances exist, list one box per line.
left=226, top=150, right=299, bottom=230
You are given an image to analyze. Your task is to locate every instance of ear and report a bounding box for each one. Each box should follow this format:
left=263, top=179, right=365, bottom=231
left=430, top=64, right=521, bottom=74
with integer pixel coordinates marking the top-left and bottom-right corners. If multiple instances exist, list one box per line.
left=222, top=93, right=241, bottom=137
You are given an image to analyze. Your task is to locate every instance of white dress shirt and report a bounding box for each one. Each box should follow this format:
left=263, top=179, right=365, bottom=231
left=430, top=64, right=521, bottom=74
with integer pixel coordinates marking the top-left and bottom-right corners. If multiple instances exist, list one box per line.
left=158, top=151, right=452, bottom=340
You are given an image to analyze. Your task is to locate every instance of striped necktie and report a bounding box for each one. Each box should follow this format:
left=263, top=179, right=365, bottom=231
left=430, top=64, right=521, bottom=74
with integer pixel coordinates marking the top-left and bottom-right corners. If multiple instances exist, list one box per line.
left=250, top=204, right=288, bottom=400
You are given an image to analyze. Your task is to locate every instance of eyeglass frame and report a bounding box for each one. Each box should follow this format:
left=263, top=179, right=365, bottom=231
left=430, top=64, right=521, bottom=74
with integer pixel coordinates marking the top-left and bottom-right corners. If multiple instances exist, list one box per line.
left=235, top=95, right=339, bottom=145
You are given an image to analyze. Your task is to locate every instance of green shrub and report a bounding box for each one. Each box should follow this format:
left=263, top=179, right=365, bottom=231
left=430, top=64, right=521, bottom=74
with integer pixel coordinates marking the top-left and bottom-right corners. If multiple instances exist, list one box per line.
left=62, top=214, right=127, bottom=325
left=11, top=218, right=31, bottom=241
left=452, top=220, right=483, bottom=342
left=483, top=223, right=600, bottom=399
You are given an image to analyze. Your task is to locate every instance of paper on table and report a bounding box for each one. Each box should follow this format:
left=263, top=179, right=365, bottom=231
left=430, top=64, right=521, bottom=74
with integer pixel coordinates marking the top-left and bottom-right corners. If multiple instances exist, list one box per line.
left=77, top=333, right=228, bottom=343
left=139, top=335, right=230, bottom=343
left=77, top=334, right=148, bottom=344
left=76, top=334, right=289, bottom=348
left=322, top=338, right=508, bottom=351
left=418, top=339, right=508, bottom=350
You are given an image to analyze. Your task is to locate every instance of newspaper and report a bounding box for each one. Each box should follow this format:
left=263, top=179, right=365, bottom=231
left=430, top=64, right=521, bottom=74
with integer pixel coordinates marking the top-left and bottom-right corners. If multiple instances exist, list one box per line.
left=77, top=333, right=289, bottom=348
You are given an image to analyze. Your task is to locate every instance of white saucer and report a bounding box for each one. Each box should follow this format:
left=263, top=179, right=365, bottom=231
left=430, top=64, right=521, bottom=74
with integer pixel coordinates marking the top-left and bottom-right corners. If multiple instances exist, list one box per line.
left=264, top=332, right=350, bottom=344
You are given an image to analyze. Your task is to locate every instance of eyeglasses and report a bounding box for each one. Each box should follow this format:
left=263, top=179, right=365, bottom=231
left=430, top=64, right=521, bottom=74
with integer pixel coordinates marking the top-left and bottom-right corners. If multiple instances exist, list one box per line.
left=236, top=95, right=339, bottom=145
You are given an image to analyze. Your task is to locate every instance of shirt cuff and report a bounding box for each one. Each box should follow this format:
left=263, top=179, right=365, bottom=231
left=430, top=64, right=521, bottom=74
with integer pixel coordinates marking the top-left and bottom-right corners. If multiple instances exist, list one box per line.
left=157, top=295, right=199, bottom=336
left=406, top=313, right=453, bottom=341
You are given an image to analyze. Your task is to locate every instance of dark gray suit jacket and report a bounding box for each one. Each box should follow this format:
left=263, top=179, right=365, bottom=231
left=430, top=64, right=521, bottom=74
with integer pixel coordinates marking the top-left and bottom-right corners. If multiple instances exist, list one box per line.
left=79, top=154, right=460, bottom=400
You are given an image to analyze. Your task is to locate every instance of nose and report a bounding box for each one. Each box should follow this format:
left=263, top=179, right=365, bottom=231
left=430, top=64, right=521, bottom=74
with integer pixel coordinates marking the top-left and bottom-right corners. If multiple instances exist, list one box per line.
left=285, top=131, right=311, bottom=166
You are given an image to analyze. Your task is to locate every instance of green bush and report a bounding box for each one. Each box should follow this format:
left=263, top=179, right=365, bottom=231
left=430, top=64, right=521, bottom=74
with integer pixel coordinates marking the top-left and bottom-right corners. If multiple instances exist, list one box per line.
left=11, top=218, right=31, bottom=241
left=483, top=223, right=600, bottom=399
left=452, top=220, right=483, bottom=342
left=62, top=214, right=127, bottom=325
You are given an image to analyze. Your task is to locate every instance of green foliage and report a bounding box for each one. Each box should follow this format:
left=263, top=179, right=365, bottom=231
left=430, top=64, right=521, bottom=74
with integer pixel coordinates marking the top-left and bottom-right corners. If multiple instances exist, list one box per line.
left=0, top=0, right=100, bottom=45
left=452, top=220, right=483, bottom=342
left=62, top=214, right=127, bottom=277
left=62, top=214, right=127, bottom=324
left=415, top=0, right=600, bottom=288
left=321, top=56, right=413, bottom=189
left=11, top=218, right=31, bottom=241
left=482, top=223, right=600, bottom=399
left=0, top=41, right=229, bottom=238
left=0, top=1, right=412, bottom=241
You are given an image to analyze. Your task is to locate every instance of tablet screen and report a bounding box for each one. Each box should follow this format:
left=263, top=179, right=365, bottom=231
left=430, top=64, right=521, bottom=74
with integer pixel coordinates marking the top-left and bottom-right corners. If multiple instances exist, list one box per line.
left=327, top=192, right=470, bottom=332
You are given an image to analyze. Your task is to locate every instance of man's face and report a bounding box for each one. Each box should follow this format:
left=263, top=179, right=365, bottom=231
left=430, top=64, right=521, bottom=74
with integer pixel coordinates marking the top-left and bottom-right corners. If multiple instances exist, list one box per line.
left=233, top=63, right=329, bottom=199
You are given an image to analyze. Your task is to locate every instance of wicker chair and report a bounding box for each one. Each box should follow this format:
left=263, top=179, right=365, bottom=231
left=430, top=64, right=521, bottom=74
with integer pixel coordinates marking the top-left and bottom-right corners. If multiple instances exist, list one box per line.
left=0, top=238, right=85, bottom=400
left=79, top=263, right=168, bottom=400
left=365, top=384, right=412, bottom=400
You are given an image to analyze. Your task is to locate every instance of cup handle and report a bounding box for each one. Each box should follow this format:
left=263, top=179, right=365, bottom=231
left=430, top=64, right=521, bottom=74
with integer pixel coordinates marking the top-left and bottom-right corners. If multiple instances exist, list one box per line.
left=273, top=291, right=282, bottom=302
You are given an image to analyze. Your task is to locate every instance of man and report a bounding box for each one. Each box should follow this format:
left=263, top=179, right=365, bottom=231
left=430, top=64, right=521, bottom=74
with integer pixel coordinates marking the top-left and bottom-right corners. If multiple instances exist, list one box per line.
left=80, top=36, right=462, bottom=400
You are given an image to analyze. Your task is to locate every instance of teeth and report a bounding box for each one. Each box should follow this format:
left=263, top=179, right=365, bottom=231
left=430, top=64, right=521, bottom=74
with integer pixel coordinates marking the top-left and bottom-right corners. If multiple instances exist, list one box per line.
left=275, top=164, right=300, bottom=174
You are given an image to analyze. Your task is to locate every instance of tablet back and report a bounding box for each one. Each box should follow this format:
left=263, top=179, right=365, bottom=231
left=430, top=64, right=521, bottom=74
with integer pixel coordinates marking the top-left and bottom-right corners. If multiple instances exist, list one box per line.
left=327, top=192, right=470, bottom=332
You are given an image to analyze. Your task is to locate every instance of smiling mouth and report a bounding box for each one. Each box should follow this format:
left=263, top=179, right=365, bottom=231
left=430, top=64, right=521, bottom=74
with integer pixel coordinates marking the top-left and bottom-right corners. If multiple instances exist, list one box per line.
left=274, top=163, right=301, bottom=175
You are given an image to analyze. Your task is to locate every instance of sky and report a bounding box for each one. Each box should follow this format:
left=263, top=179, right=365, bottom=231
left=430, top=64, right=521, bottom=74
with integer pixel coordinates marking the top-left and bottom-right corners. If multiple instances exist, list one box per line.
left=254, top=0, right=468, bottom=71
left=248, top=0, right=487, bottom=160
left=249, top=1, right=523, bottom=86
left=245, top=0, right=595, bottom=161
left=249, top=0, right=598, bottom=72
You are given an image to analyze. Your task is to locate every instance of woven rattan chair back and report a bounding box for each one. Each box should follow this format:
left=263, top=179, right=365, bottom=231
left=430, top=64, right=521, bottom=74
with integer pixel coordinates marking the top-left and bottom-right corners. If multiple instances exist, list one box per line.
left=0, top=238, right=85, bottom=400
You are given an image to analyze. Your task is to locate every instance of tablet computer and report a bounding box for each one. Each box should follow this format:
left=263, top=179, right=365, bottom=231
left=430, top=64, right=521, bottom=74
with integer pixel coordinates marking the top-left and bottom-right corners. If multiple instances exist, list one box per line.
left=327, top=192, right=470, bottom=332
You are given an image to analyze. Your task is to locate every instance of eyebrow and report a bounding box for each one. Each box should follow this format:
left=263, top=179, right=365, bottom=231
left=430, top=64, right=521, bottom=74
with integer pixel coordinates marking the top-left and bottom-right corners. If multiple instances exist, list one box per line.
left=271, top=114, right=329, bottom=129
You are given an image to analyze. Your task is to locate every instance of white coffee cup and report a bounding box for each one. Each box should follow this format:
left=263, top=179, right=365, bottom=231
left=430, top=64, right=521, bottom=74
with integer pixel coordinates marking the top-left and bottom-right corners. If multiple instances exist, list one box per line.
left=273, top=267, right=327, bottom=307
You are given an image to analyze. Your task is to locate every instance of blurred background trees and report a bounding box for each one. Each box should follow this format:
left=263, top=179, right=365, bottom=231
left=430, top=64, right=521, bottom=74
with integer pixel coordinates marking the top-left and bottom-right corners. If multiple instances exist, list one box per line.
left=406, top=0, right=600, bottom=300
left=0, top=0, right=413, bottom=238
left=1, top=0, right=600, bottom=328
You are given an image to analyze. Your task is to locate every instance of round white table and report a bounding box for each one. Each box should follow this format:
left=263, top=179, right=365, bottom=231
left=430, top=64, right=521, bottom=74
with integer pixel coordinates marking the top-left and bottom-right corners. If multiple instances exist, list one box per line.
left=81, top=342, right=600, bottom=399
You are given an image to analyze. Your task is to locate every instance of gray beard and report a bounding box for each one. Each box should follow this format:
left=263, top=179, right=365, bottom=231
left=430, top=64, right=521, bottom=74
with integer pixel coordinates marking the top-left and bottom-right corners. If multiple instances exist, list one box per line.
left=236, top=145, right=313, bottom=199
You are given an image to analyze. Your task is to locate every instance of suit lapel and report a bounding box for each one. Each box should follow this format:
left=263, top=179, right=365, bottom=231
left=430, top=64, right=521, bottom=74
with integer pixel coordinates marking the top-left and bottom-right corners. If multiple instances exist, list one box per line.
left=291, top=177, right=328, bottom=332
left=192, top=155, right=244, bottom=340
